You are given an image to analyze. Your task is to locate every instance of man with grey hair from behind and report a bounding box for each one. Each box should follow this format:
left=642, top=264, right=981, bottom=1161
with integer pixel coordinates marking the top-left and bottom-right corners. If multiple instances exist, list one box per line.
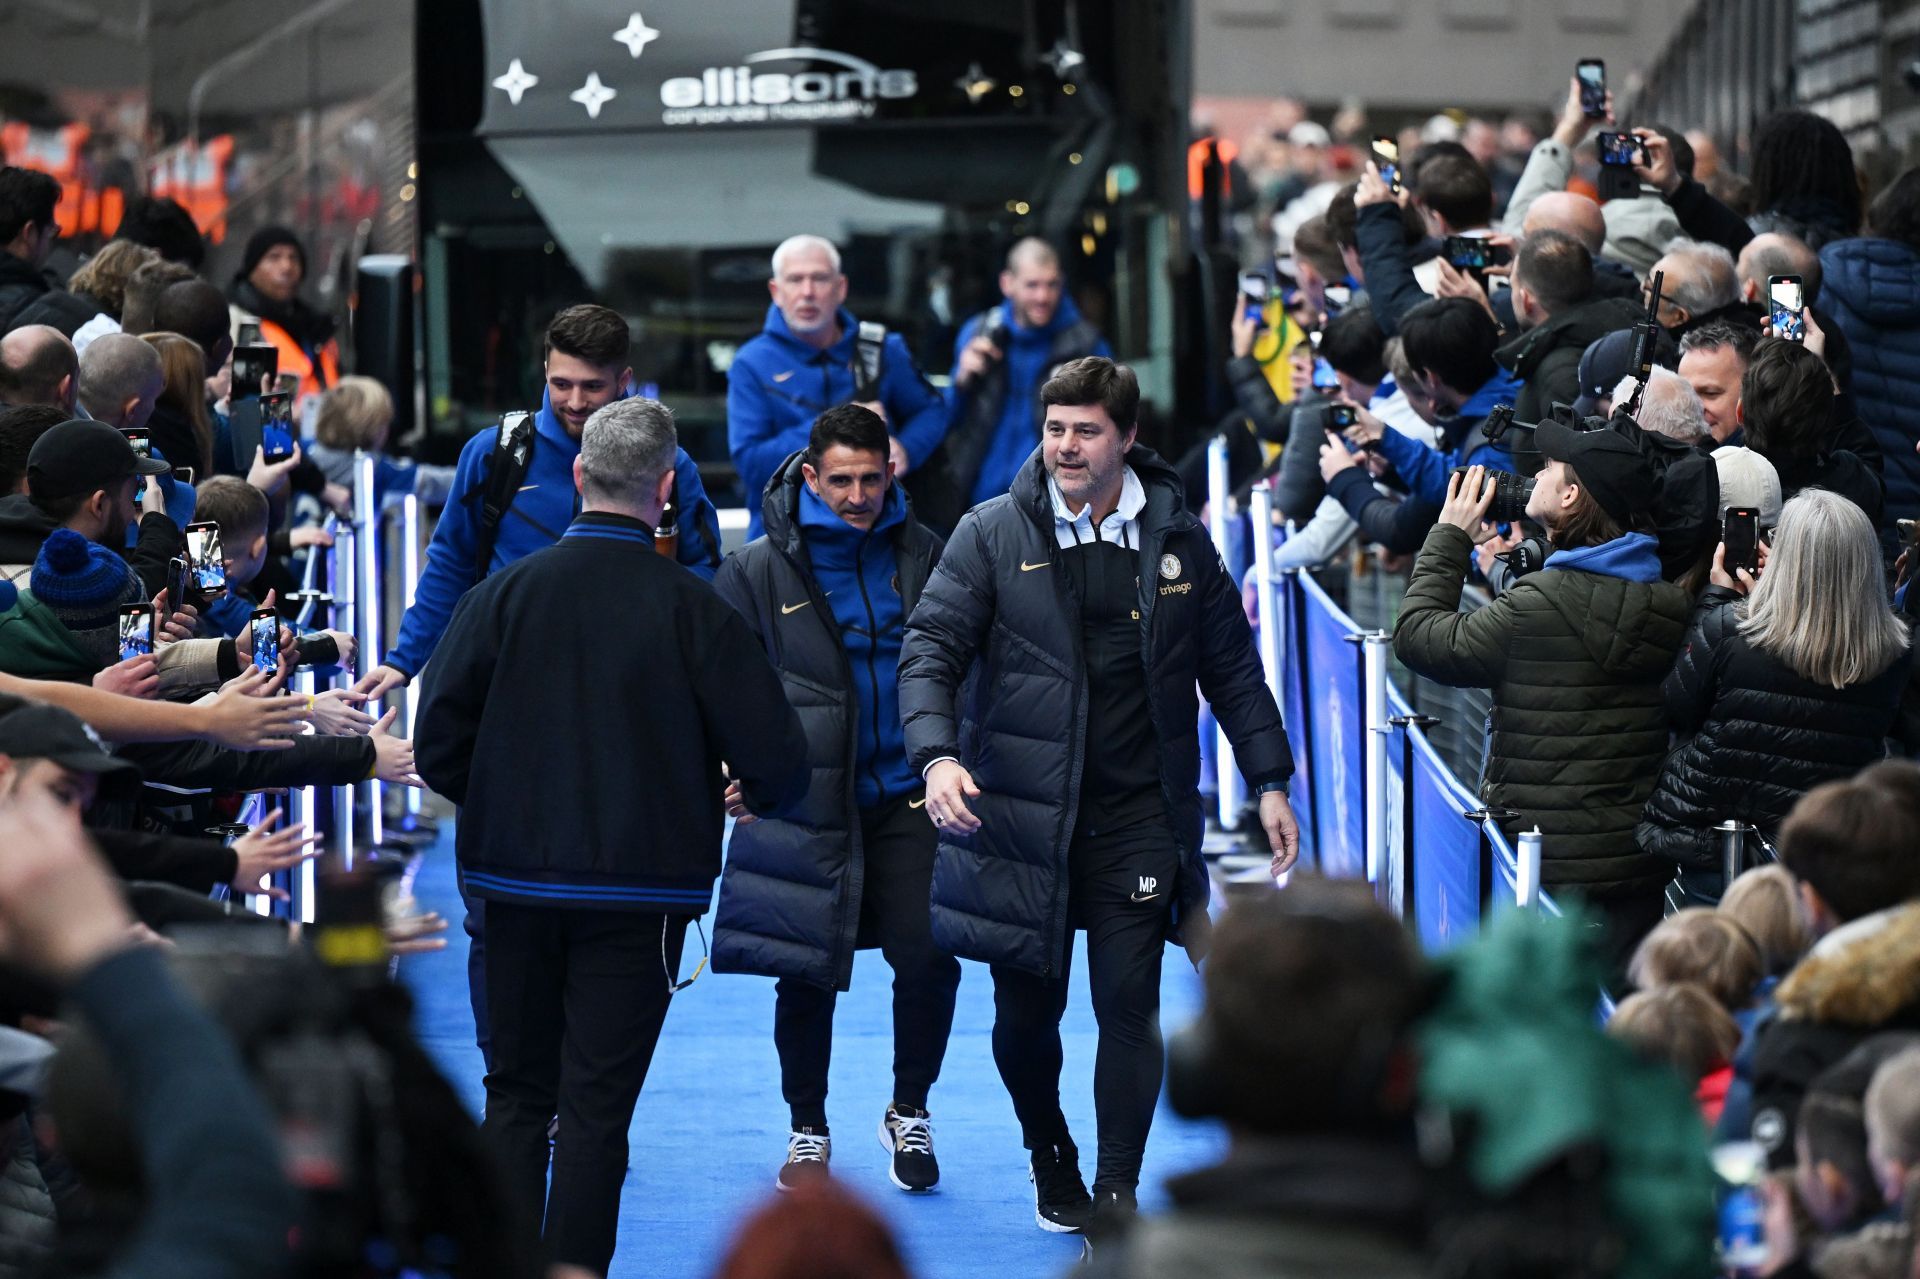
left=76, top=332, right=164, bottom=431
left=1646, top=238, right=1743, bottom=340
left=416, top=394, right=809, bottom=1277
left=1615, top=365, right=1709, bottom=446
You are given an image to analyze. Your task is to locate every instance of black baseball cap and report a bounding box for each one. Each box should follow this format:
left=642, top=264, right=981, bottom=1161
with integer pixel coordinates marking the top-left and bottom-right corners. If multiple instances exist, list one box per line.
left=26, top=420, right=169, bottom=502
left=1532, top=419, right=1655, bottom=525
left=0, top=694, right=140, bottom=800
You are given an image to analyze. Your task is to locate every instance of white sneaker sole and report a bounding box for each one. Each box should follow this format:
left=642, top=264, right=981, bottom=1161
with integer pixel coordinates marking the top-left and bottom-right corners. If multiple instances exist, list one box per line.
left=1029, top=1165, right=1086, bottom=1234
left=877, top=1113, right=938, bottom=1192
left=773, top=1163, right=827, bottom=1194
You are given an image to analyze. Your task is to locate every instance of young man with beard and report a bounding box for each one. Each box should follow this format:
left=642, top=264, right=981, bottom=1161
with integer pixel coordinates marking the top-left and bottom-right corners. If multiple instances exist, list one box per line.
left=0, top=418, right=173, bottom=594
left=899, top=356, right=1299, bottom=1235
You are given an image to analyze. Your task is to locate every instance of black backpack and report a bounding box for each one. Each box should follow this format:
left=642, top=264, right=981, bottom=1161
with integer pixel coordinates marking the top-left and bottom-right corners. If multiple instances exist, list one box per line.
left=471, top=411, right=537, bottom=582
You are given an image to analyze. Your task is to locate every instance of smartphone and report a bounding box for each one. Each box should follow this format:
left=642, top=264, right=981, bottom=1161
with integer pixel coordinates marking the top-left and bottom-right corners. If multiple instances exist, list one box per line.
left=1322, top=284, right=1350, bottom=319
left=274, top=372, right=301, bottom=401
left=260, top=391, right=296, bottom=464
left=1311, top=357, right=1340, bottom=392
left=1714, top=1142, right=1769, bottom=1276
left=249, top=607, right=279, bottom=674
left=1370, top=135, right=1401, bottom=195
left=1577, top=58, right=1607, bottom=118
left=1328, top=404, right=1358, bottom=432
left=172, top=466, right=194, bottom=485
left=185, top=521, right=227, bottom=596
left=117, top=604, right=155, bottom=661
left=1768, top=275, right=1805, bottom=342
left=1444, top=236, right=1512, bottom=272
left=1724, top=507, right=1760, bottom=576
left=231, top=344, right=277, bottom=403
left=1597, top=131, right=1646, bottom=168
left=165, top=554, right=192, bottom=612
left=1236, top=270, right=1269, bottom=324
left=1901, top=518, right=1919, bottom=545
left=121, top=428, right=151, bottom=460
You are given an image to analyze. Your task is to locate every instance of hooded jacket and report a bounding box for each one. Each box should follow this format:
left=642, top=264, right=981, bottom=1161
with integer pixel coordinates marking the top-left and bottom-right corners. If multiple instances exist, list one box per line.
left=416, top=511, right=809, bottom=912
left=1498, top=295, right=1643, bottom=424
left=0, top=494, right=183, bottom=600
left=1820, top=237, right=1920, bottom=523
left=383, top=386, right=718, bottom=678
left=920, top=298, right=1110, bottom=526
left=897, top=447, right=1292, bottom=976
left=1394, top=524, right=1690, bottom=895
left=711, top=455, right=943, bottom=988
left=1750, top=902, right=1920, bottom=1169
left=0, top=255, right=52, bottom=334
left=727, top=304, right=947, bottom=538
left=1638, top=589, right=1912, bottom=880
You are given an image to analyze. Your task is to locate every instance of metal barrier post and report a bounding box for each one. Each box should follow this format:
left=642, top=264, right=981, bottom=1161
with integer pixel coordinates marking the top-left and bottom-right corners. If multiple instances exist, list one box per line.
left=353, top=453, right=383, bottom=848
left=1388, top=713, right=1439, bottom=922
left=1516, top=827, right=1544, bottom=911
left=1717, top=819, right=1754, bottom=889
left=1249, top=485, right=1281, bottom=702
left=399, top=492, right=423, bottom=825
left=1362, top=631, right=1391, bottom=892
left=1206, top=436, right=1244, bottom=825
left=329, top=521, right=356, bottom=871
left=288, top=665, right=318, bottom=924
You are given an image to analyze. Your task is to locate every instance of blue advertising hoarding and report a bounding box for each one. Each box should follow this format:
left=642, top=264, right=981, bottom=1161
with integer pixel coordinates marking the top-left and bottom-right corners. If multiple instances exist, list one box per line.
left=1301, top=575, right=1365, bottom=879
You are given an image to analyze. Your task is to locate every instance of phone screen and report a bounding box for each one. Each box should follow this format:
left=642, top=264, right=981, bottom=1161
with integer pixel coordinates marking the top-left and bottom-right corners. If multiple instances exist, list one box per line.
left=1329, top=405, right=1358, bottom=431
left=1769, top=276, right=1805, bottom=341
left=1724, top=507, right=1759, bottom=576
left=1311, top=358, right=1340, bottom=392
left=231, top=345, right=277, bottom=403
left=260, top=392, right=296, bottom=463
left=1597, top=131, right=1643, bottom=168
left=1446, top=237, right=1511, bottom=271
left=1237, top=271, right=1269, bottom=323
left=249, top=609, right=279, bottom=674
left=186, top=523, right=227, bottom=595
left=1371, top=135, right=1400, bottom=194
left=117, top=606, right=154, bottom=661
left=121, top=429, right=151, bottom=460
left=1578, top=59, right=1607, bottom=118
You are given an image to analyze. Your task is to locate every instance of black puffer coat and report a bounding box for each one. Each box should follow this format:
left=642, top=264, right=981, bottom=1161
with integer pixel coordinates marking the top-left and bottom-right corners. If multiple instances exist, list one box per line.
left=1637, top=588, right=1914, bottom=875
left=898, top=447, right=1293, bottom=977
left=711, top=455, right=942, bottom=990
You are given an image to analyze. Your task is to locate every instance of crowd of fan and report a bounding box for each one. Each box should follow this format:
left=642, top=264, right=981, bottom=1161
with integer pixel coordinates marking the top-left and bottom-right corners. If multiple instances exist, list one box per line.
left=2, top=66, right=1920, bottom=1279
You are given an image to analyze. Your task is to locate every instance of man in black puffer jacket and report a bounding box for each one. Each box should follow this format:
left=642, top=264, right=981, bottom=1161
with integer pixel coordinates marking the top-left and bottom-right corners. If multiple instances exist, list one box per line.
left=711, top=405, right=961, bottom=1195
left=899, top=357, right=1298, bottom=1236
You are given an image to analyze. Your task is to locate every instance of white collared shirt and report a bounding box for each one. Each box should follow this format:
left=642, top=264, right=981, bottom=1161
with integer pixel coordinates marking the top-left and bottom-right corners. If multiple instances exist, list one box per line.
left=1049, top=465, right=1146, bottom=552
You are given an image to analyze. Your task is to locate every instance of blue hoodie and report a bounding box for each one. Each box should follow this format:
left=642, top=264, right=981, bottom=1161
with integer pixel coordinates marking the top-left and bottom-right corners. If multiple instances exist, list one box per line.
left=384, top=386, right=718, bottom=678
left=1373, top=365, right=1526, bottom=507
left=797, top=482, right=917, bottom=806
left=727, top=304, right=947, bottom=538
left=1542, top=531, right=1665, bottom=583
left=948, top=297, right=1112, bottom=506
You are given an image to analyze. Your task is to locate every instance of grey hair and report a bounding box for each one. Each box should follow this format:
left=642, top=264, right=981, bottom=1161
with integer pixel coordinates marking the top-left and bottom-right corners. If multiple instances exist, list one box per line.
left=1865, top=1046, right=1920, bottom=1167
left=579, top=398, right=678, bottom=510
left=1619, top=366, right=1707, bottom=443
left=771, top=234, right=841, bottom=279
left=1738, top=488, right=1909, bottom=690
left=77, top=332, right=162, bottom=419
left=1662, top=238, right=1739, bottom=317
left=1738, top=233, right=1822, bottom=303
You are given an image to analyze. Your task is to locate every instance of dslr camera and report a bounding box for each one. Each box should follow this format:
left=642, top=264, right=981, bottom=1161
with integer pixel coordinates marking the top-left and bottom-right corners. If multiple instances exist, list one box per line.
left=1451, top=464, right=1535, bottom=524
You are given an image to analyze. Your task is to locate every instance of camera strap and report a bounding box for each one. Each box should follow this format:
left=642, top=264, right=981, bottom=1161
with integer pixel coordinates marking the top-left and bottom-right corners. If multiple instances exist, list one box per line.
left=473, top=411, right=536, bottom=581
left=852, top=321, right=888, bottom=402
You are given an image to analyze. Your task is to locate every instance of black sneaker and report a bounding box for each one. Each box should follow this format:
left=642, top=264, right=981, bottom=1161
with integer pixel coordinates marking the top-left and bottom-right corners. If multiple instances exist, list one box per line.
left=1028, top=1140, right=1094, bottom=1233
left=878, top=1104, right=939, bottom=1192
left=1079, top=1188, right=1139, bottom=1262
left=775, top=1126, right=831, bottom=1192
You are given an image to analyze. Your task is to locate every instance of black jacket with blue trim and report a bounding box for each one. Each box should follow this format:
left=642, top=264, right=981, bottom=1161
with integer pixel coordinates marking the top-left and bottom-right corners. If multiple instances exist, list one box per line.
left=415, top=510, right=809, bottom=911
left=897, top=447, right=1293, bottom=977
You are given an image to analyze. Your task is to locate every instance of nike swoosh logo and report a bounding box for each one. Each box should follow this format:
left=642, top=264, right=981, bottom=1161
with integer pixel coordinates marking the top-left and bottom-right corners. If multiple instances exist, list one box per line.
left=773, top=370, right=795, bottom=383
left=1020, top=560, right=1050, bottom=572
left=908, top=798, right=927, bottom=809
left=781, top=601, right=811, bottom=615
left=517, top=484, right=538, bottom=493
left=1130, top=890, right=1162, bottom=903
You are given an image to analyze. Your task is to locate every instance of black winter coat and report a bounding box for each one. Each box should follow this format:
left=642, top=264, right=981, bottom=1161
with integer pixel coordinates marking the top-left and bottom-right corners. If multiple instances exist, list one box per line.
left=1497, top=296, right=1644, bottom=424
left=711, top=455, right=943, bottom=989
left=1637, top=589, right=1913, bottom=876
left=897, top=448, right=1293, bottom=976
left=0, top=256, right=51, bottom=335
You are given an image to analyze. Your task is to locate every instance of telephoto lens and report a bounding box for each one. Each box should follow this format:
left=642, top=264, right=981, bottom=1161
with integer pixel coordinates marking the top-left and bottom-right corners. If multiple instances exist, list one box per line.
left=1451, top=465, right=1535, bottom=524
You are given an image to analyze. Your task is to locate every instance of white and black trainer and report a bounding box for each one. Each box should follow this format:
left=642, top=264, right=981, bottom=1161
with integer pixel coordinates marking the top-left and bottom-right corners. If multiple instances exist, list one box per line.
left=878, top=1104, right=939, bottom=1192
left=1028, top=1139, right=1094, bottom=1233
left=776, top=1126, right=831, bottom=1192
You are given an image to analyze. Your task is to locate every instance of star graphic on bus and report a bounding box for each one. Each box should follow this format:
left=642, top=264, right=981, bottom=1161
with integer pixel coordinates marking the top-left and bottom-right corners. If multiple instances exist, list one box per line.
left=571, top=72, right=617, bottom=118
left=492, top=58, right=539, bottom=105
left=613, top=12, right=661, bottom=58
left=1042, top=39, right=1085, bottom=79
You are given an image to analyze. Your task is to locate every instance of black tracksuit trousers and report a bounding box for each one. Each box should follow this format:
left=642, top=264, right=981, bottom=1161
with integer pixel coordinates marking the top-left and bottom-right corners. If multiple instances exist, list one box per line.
left=774, top=792, right=962, bottom=1128
left=988, top=815, right=1181, bottom=1195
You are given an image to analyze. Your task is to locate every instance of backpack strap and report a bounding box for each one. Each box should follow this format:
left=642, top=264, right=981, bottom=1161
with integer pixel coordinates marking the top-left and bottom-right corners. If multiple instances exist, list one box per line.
left=852, top=321, right=888, bottom=402
left=472, top=411, right=536, bottom=582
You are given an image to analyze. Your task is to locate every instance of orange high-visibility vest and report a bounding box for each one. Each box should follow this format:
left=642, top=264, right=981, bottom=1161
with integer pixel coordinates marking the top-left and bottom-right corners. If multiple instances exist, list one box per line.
left=148, top=136, right=234, bottom=245
left=256, top=316, right=341, bottom=399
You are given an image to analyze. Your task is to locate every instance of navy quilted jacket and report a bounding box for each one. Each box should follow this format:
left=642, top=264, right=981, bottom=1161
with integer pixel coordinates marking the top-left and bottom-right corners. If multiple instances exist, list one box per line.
left=1820, top=236, right=1920, bottom=523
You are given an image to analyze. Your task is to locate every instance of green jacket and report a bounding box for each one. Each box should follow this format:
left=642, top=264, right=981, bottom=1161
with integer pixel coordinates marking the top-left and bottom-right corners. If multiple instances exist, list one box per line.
left=0, top=591, right=95, bottom=681
left=1392, top=523, right=1689, bottom=895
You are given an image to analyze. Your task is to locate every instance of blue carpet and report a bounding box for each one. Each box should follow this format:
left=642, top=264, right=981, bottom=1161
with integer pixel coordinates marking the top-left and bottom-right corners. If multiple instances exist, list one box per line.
left=399, top=821, right=1226, bottom=1279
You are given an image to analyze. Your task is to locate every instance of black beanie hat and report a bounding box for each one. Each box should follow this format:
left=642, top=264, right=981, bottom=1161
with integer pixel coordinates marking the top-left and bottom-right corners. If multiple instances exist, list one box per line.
left=237, top=225, right=306, bottom=284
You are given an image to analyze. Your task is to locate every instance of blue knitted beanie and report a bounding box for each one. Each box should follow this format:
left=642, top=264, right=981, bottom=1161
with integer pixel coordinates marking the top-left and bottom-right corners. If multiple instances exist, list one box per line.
left=32, top=530, right=142, bottom=657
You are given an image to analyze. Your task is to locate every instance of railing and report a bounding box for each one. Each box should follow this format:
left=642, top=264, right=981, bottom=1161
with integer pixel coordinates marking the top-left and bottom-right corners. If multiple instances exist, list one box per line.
left=1210, top=438, right=1558, bottom=933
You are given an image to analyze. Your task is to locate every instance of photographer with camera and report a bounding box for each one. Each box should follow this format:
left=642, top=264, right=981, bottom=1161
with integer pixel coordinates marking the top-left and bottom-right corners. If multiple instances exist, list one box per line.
left=1394, top=424, right=1690, bottom=957
left=1321, top=296, right=1523, bottom=554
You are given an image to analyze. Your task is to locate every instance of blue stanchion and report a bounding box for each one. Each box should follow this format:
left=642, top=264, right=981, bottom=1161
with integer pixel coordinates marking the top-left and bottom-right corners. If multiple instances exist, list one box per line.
left=1298, top=573, right=1366, bottom=879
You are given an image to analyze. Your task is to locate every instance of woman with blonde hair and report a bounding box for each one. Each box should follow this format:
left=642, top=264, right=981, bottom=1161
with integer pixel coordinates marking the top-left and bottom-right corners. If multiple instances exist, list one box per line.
left=1639, top=488, right=1916, bottom=903
left=140, top=332, right=215, bottom=476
